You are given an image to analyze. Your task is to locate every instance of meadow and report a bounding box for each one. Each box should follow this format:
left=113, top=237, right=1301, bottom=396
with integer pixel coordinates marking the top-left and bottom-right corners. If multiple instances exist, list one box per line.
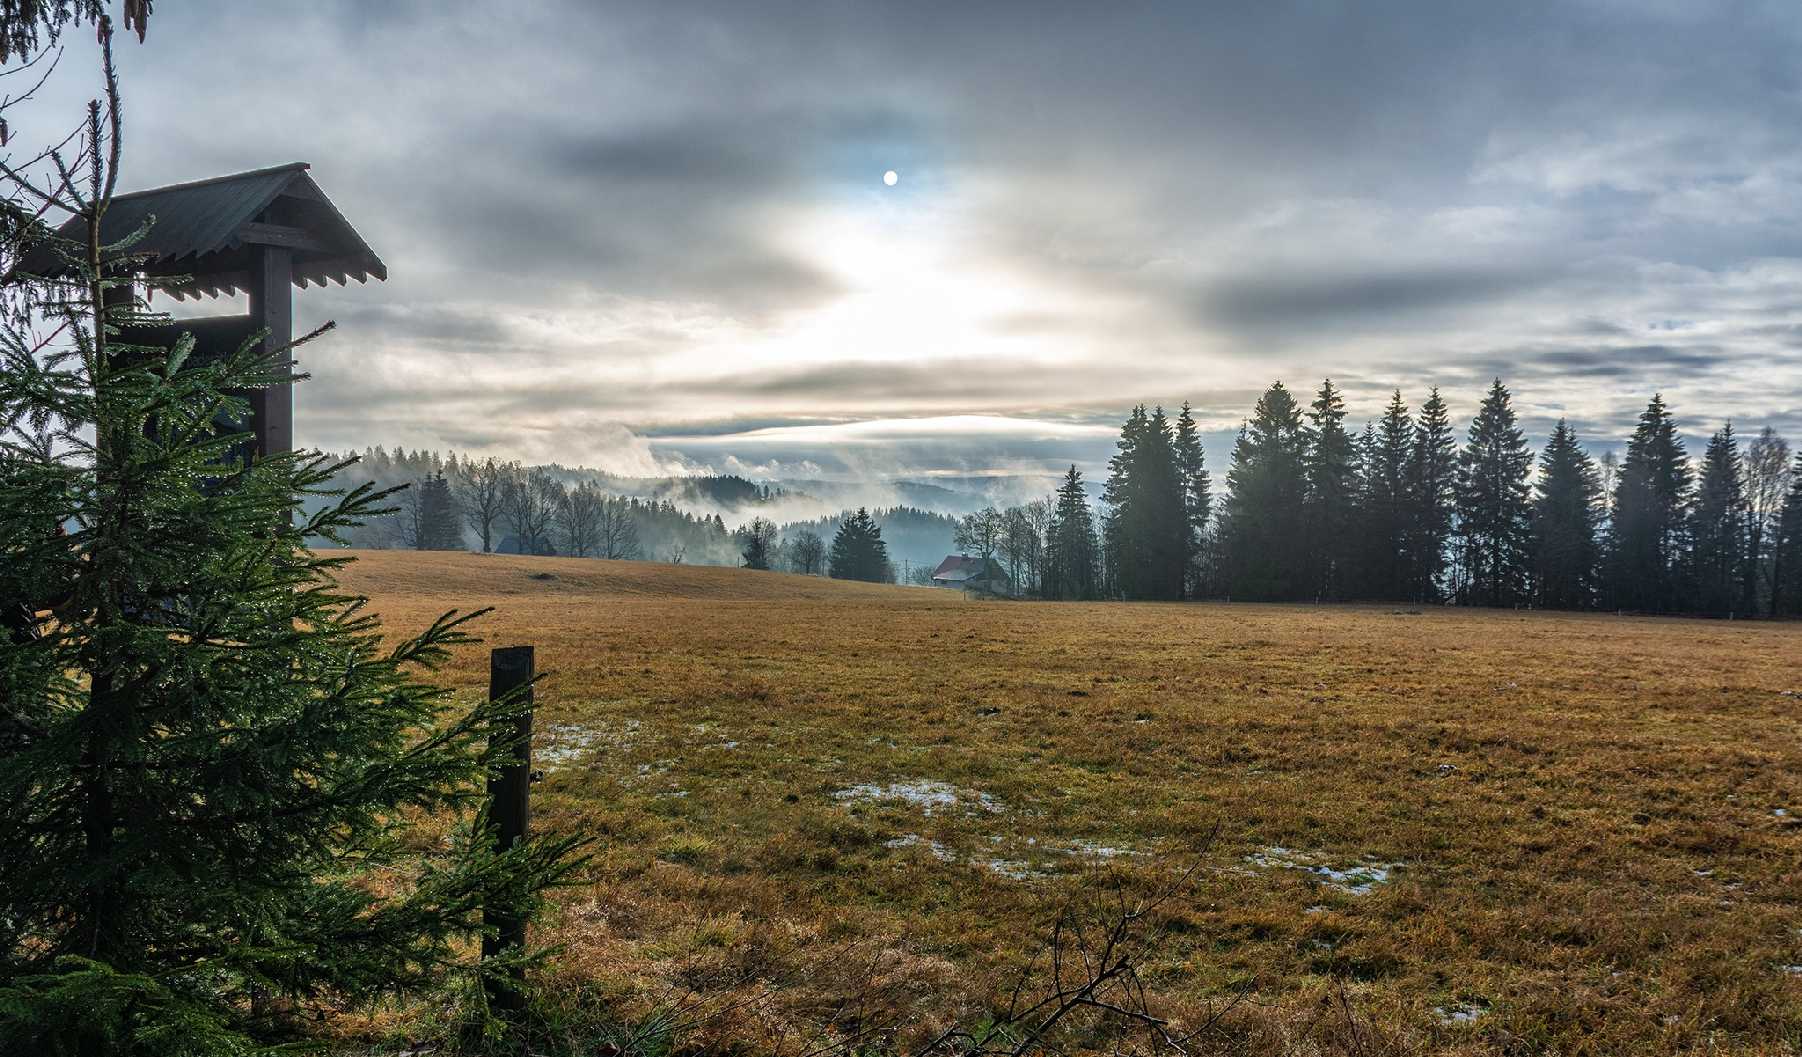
left=335, top=549, right=1802, bottom=1055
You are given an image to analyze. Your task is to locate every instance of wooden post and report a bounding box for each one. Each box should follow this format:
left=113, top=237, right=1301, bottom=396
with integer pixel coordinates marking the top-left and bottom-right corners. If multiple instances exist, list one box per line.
left=482, top=645, right=533, bottom=1015
left=246, top=245, right=293, bottom=459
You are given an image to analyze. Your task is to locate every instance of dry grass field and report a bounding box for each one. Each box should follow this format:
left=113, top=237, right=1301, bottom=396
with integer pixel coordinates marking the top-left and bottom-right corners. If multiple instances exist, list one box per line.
left=333, top=549, right=1802, bottom=1055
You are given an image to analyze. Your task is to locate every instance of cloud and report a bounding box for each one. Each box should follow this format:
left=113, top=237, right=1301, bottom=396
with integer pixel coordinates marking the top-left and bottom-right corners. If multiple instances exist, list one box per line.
left=12, top=0, right=1802, bottom=483
left=1192, top=267, right=1550, bottom=333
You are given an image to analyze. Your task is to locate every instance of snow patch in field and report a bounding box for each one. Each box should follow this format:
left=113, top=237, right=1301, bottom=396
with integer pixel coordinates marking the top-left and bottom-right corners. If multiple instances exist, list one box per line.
left=1434, top=1002, right=1488, bottom=1025
left=886, top=833, right=1049, bottom=880
left=1069, top=839, right=1143, bottom=860
left=884, top=833, right=953, bottom=860
left=1780, top=964, right=1802, bottom=976
left=537, top=719, right=643, bottom=771
left=834, top=779, right=1003, bottom=816
left=979, top=857, right=1048, bottom=880
left=1244, top=847, right=1400, bottom=895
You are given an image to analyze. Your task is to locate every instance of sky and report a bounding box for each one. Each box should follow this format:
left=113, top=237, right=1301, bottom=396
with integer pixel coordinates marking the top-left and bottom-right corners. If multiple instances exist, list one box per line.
left=11, top=0, right=1802, bottom=490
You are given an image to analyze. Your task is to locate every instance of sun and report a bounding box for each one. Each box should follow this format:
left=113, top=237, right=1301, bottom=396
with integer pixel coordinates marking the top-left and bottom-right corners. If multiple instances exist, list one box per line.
left=883, top=170, right=898, bottom=186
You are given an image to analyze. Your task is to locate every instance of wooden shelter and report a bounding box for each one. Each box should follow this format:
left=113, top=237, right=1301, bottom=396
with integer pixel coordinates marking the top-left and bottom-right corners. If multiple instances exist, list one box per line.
left=26, top=162, right=386, bottom=458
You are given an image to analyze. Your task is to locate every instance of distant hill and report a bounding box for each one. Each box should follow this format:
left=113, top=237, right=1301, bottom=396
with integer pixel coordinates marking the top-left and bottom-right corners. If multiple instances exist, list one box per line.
left=783, top=479, right=990, bottom=517
left=315, top=448, right=1003, bottom=568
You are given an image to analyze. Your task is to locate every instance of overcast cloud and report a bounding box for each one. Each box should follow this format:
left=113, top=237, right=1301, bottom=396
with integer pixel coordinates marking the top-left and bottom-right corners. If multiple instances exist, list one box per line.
left=10, top=0, right=1802, bottom=483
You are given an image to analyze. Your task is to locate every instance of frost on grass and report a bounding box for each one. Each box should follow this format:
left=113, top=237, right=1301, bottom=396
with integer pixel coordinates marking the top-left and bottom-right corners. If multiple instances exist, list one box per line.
left=1244, top=846, right=1401, bottom=895
left=977, top=857, right=1044, bottom=880
left=1069, top=839, right=1143, bottom=860
left=885, top=833, right=1048, bottom=880
left=536, top=719, right=641, bottom=772
left=1434, top=1002, right=1488, bottom=1025
left=833, top=779, right=1003, bottom=816
left=884, top=833, right=953, bottom=860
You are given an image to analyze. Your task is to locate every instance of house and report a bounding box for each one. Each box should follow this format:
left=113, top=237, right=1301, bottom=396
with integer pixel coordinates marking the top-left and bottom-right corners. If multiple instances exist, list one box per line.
left=930, top=555, right=1010, bottom=594
left=496, top=535, right=558, bottom=557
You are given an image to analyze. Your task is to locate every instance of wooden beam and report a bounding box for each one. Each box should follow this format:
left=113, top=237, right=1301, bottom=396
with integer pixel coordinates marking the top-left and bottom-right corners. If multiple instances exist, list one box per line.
left=246, top=246, right=293, bottom=459
left=239, top=222, right=330, bottom=254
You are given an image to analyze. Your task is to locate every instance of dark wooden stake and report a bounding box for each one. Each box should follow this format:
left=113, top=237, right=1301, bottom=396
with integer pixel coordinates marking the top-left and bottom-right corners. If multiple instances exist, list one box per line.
left=482, top=645, right=533, bottom=1016
left=246, top=244, right=293, bottom=459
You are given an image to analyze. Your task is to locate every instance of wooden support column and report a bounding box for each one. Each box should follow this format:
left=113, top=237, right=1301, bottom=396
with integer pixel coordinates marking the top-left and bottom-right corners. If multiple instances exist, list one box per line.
left=246, top=246, right=293, bottom=458
left=482, top=645, right=535, bottom=1016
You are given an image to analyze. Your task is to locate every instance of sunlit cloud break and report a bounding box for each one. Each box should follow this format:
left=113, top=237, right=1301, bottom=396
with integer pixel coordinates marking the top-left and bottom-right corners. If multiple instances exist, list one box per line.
left=13, top=0, right=1802, bottom=482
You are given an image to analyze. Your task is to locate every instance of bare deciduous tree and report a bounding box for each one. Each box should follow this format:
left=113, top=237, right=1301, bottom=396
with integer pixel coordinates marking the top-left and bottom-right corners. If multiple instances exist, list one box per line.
left=1745, top=427, right=1791, bottom=614
left=788, top=529, right=825, bottom=574
left=955, top=507, right=1004, bottom=565
left=738, top=516, right=779, bottom=570
left=456, top=456, right=508, bottom=553
left=500, top=466, right=561, bottom=555
left=386, top=483, right=430, bottom=550
left=1023, top=497, right=1053, bottom=592
left=557, top=480, right=605, bottom=557
left=597, top=495, right=642, bottom=560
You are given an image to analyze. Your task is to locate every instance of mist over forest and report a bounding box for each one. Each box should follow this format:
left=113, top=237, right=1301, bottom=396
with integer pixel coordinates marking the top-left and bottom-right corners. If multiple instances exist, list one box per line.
left=314, top=445, right=993, bottom=575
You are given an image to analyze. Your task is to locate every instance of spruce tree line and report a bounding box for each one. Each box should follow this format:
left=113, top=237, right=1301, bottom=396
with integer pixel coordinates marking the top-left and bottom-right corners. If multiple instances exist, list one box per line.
left=1087, top=380, right=1802, bottom=615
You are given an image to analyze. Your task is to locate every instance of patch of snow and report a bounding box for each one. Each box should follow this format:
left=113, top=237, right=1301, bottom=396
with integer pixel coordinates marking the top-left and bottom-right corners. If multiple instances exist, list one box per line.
left=976, top=857, right=1046, bottom=880
left=1780, top=964, right=1802, bottom=976
left=884, top=833, right=954, bottom=862
left=1069, top=839, right=1142, bottom=860
left=1243, top=847, right=1401, bottom=896
left=535, top=723, right=603, bottom=769
left=1774, top=808, right=1789, bottom=818
left=834, top=779, right=1004, bottom=816
left=1434, top=1002, right=1488, bottom=1025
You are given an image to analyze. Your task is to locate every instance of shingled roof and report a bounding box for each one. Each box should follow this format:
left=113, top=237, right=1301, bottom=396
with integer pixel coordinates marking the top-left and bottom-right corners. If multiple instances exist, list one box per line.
left=18, top=162, right=386, bottom=299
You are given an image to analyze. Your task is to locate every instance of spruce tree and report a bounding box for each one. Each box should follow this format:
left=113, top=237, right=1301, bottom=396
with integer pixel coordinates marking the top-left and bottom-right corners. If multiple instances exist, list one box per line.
left=418, top=471, right=464, bottom=550
left=1772, top=450, right=1802, bottom=617
left=1605, top=394, right=1692, bottom=612
left=1531, top=420, right=1603, bottom=609
left=1045, top=465, right=1098, bottom=600
left=1404, top=387, right=1457, bottom=602
left=1303, top=379, right=1358, bottom=601
left=1348, top=421, right=1377, bottom=598
left=1101, top=406, right=1183, bottom=600
left=1453, top=379, right=1534, bottom=606
left=828, top=507, right=891, bottom=582
left=1139, top=406, right=1185, bottom=600
left=1173, top=402, right=1211, bottom=598
left=1222, top=382, right=1308, bottom=600
left=1360, top=390, right=1413, bottom=599
left=1101, top=406, right=1146, bottom=599
left=1689, top=423, right=1748, bottom=615
left=0, top=71, right=582, bottom=1052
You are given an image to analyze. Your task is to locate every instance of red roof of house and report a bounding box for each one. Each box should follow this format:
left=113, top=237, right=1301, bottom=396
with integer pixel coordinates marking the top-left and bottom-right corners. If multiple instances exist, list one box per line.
left=931, top=555, right=999, bottom=581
